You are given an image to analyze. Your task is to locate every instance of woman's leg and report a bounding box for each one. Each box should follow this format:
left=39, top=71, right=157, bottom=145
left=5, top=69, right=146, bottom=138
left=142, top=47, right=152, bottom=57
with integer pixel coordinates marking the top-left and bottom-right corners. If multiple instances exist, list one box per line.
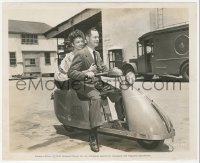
left=54, top=80, right=71, bottom=90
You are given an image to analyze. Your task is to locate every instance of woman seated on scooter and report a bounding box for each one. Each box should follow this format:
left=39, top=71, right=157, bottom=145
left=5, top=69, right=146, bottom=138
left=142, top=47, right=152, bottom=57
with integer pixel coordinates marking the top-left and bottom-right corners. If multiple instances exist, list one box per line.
left=54, top=29, right=96, bottom=90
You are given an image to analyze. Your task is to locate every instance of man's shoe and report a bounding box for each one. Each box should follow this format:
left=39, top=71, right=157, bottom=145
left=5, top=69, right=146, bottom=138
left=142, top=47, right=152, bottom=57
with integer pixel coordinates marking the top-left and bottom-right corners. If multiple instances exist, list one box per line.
left=63, top=125, right=74, bottom=132
left=50, top=92, right=54, bottom=100
left=89, top=135, right=99, bottom=152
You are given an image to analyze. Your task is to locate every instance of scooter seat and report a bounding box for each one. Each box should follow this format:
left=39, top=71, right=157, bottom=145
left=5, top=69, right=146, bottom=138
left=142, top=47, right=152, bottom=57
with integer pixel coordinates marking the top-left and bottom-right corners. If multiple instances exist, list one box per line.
left=100, top=89, right=121, bottom=96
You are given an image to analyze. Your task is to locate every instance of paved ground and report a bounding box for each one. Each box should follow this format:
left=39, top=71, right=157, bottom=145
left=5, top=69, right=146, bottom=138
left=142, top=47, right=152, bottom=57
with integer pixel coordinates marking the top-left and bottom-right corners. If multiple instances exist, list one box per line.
left=9, top=77, right=189, bottom=155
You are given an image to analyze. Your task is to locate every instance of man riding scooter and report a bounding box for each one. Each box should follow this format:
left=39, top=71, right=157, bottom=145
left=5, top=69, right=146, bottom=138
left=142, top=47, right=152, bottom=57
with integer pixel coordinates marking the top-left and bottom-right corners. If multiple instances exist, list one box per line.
left=68, top=27, right=124, bottom=152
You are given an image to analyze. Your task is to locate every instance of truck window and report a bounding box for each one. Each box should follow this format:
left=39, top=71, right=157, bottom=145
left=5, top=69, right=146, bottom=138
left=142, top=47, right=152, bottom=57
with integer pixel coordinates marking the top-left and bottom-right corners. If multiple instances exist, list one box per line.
left=146, top=46, right=152, bottom=53
left=137, top=43, right=143, bottom=56
left=145, top=40, right=154, bottom=54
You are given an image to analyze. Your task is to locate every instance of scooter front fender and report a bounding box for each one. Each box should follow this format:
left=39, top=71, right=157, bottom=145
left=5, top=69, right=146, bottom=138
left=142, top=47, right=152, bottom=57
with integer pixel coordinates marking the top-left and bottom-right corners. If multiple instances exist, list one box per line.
left=122, top=87, right=175, bottom=140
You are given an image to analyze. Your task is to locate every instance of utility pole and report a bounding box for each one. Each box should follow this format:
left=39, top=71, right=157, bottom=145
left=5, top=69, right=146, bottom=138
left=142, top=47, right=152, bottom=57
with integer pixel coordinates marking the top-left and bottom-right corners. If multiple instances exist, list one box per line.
left=157, top=8, right=164, bottom=29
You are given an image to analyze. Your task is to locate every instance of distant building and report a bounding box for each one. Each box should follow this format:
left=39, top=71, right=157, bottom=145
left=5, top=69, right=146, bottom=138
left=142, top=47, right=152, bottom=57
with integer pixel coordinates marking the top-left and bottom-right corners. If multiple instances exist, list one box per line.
left=8, top=20, right=58, bottom=77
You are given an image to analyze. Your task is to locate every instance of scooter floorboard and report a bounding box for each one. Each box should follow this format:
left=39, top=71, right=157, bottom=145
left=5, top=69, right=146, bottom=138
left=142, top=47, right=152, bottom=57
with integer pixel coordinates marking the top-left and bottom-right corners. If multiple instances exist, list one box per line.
left=98, top=121, right=137, bottom=140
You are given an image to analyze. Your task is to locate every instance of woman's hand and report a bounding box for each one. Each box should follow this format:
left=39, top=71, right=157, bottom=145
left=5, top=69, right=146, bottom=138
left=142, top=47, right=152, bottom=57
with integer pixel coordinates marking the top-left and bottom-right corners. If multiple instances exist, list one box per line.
left=85, top=71, right=95, bottom=78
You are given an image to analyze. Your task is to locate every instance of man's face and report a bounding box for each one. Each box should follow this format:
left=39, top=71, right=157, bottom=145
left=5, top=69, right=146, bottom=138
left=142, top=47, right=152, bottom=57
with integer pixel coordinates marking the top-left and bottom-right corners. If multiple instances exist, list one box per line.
left=87, top=30, right=99, bottom=48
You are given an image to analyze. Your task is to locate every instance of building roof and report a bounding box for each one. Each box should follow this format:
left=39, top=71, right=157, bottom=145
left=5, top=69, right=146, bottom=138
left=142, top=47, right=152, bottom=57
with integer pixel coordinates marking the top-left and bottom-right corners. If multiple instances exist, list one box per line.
left=138, top=24, right=189, bottom=41
left=9, top=20, right=52, bottom=34
left=44, top=9, right=101, bottom=38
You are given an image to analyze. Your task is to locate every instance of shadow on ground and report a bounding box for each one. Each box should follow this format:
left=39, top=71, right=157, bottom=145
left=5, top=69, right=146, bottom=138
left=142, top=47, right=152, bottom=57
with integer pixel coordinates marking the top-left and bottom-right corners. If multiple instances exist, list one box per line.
left=53, top=125, right=172, bottom=152
left=136, top=76, right=188, bottom=83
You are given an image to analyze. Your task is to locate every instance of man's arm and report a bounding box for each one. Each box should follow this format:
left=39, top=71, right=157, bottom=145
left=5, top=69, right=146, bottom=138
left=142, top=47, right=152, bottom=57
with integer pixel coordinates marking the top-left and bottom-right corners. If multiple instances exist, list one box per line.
left=67, top=53, right=87, bottom=81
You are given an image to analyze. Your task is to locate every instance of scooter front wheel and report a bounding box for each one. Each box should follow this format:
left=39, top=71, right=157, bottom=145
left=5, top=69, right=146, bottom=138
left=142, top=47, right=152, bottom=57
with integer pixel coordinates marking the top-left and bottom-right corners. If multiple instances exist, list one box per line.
left=137, top=139, right=164, bottom=150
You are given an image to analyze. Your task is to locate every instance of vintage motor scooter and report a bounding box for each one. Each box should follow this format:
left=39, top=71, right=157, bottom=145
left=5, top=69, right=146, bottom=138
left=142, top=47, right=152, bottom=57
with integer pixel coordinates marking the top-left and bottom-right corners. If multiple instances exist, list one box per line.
left=53, top=69, right=175, bottom=150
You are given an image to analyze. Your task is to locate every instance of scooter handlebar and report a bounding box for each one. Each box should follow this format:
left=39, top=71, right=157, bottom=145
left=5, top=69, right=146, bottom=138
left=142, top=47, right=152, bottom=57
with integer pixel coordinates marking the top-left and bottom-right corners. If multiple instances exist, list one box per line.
left=95, top=71, right=123, bottom=78
left=95, top=72, right=109, bottom=77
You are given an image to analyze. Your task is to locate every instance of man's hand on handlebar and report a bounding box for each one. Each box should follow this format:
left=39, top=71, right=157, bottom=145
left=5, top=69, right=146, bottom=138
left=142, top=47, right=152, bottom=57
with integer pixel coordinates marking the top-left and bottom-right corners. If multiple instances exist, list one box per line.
left=88, top=63, right=97, bottom=73
left=85, top=71, right=95, bottom=78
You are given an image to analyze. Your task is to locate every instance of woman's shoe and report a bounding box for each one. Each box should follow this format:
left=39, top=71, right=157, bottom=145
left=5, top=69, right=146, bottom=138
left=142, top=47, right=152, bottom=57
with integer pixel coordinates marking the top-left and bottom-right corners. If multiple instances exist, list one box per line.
left=89, top=135, right=99, bottom=152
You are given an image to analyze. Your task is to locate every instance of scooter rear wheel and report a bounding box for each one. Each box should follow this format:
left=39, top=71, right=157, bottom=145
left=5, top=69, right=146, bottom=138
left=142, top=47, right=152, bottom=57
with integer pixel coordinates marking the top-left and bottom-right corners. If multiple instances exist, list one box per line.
left=137, top=139, right=164, bottom=149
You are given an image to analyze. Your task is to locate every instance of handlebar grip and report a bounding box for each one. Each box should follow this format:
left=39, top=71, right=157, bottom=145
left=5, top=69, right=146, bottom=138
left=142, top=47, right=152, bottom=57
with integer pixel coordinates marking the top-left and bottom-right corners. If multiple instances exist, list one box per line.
left=95, top=72, right=109, bottom=77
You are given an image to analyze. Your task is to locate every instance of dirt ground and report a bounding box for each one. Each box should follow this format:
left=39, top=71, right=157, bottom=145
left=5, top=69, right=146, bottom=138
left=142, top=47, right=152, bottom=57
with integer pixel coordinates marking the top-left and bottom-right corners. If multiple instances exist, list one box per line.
left=8, top=77, right=189, bottom=155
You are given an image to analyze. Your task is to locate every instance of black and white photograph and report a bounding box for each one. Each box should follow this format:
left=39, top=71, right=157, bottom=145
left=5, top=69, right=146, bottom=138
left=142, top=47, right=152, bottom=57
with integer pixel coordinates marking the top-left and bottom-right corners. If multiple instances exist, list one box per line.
left=2, top=1, right=198, bottom=161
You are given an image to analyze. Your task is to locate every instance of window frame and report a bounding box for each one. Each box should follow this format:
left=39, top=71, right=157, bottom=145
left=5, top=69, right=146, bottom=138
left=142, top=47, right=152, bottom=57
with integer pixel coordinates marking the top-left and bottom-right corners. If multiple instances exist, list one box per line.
left=30, top=58, right=36, bottom=65
left=9, top=52, right=17, bottom=66
left=108, top=49, right=123, bottom=69
left=21, top=34, right=38, bottom=45
left=44, top=52, right=51, bottom=65
left=58, top=45, right=64, bottom=51
left=24, top=58, right=36, bottom=67
left=144, top=40, right=154, bottom=54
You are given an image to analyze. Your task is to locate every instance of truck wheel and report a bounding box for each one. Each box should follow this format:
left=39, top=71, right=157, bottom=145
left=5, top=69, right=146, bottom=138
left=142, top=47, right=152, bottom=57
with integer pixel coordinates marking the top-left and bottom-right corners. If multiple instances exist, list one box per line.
left=143, top=74, right=154, bottom=81
left=137, top=140, right=164, bottom=149
left=181, top=62, right=189, bottom=82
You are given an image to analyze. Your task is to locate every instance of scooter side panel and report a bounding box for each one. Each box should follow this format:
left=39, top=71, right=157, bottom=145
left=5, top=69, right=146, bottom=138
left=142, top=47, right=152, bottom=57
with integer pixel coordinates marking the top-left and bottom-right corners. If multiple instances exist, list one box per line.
left=122, top=87, right=175, bottom=140
left=54, top=89, right=91, bottom=129
left=54, top=89, right=113, bottom=130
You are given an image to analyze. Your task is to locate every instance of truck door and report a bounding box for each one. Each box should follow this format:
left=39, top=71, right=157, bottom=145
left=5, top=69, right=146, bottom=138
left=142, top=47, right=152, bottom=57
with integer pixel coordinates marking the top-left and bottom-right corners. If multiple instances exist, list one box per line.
left=137, top=42, right=146, bottom=73
left=137, top=41, right=153, bottom=73
left=150, top=35, right=169, bottom=74
left=144, top=40, right=153, bottom=73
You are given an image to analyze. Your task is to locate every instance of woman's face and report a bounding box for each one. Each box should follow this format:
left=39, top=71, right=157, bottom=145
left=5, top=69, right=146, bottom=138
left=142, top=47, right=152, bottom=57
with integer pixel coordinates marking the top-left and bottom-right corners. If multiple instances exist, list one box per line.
left=72, top=37, right=85, bottom=50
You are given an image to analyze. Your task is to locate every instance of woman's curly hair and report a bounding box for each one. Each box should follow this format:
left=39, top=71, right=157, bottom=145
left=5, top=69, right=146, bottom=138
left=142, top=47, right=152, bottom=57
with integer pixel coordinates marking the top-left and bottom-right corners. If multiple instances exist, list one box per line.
left=68, top=29, right=85, bottom=44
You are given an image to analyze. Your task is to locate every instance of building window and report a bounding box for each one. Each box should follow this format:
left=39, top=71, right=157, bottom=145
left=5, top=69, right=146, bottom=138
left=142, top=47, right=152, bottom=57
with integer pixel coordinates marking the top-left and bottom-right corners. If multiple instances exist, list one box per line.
left=25, top=58, right=36, bottom=67
left=44, top=52, right=51, bottom=65
left=58, top=45, right=64, bottom=51
left=21, top=34, right=38, bottom=44
left=9, top=52, right=16, bottom=66
left=108, top=49, right=123, bottom=69
left=30, top=59, right=36, bottom=65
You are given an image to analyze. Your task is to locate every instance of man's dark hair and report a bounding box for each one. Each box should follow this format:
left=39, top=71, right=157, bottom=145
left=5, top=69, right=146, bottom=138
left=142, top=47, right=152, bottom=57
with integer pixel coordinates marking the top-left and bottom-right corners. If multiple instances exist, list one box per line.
left=68, top=29, right=85, bottom=44
left=85, top=27, right=98, bottom=37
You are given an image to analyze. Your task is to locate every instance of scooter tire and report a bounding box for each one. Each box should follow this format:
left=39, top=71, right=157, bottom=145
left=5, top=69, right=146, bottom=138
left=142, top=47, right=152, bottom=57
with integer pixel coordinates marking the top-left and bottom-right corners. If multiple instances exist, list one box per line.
left=137, top=139, right=164, bottom=150
left=181, top=62, right=189, bottom=82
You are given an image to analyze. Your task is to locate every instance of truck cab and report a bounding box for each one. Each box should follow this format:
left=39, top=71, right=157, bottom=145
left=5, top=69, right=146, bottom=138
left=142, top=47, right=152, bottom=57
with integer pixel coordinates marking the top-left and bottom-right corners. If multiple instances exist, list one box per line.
left=123, top=24, right=189, bottom=81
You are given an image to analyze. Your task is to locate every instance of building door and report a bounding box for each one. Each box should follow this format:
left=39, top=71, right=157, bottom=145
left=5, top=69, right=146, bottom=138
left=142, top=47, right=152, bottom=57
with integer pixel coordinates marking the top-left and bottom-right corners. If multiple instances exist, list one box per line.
left=22, top=52, right=41, bottom=76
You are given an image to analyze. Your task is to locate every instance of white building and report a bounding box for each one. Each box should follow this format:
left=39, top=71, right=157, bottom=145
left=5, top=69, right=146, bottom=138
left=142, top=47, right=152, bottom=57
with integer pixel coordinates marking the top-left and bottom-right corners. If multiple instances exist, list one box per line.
left=9, top=20, right=58, bottom=77
left=102, top=8, right=189, bottom=66
left=45, top=8, right=189, bottom=69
